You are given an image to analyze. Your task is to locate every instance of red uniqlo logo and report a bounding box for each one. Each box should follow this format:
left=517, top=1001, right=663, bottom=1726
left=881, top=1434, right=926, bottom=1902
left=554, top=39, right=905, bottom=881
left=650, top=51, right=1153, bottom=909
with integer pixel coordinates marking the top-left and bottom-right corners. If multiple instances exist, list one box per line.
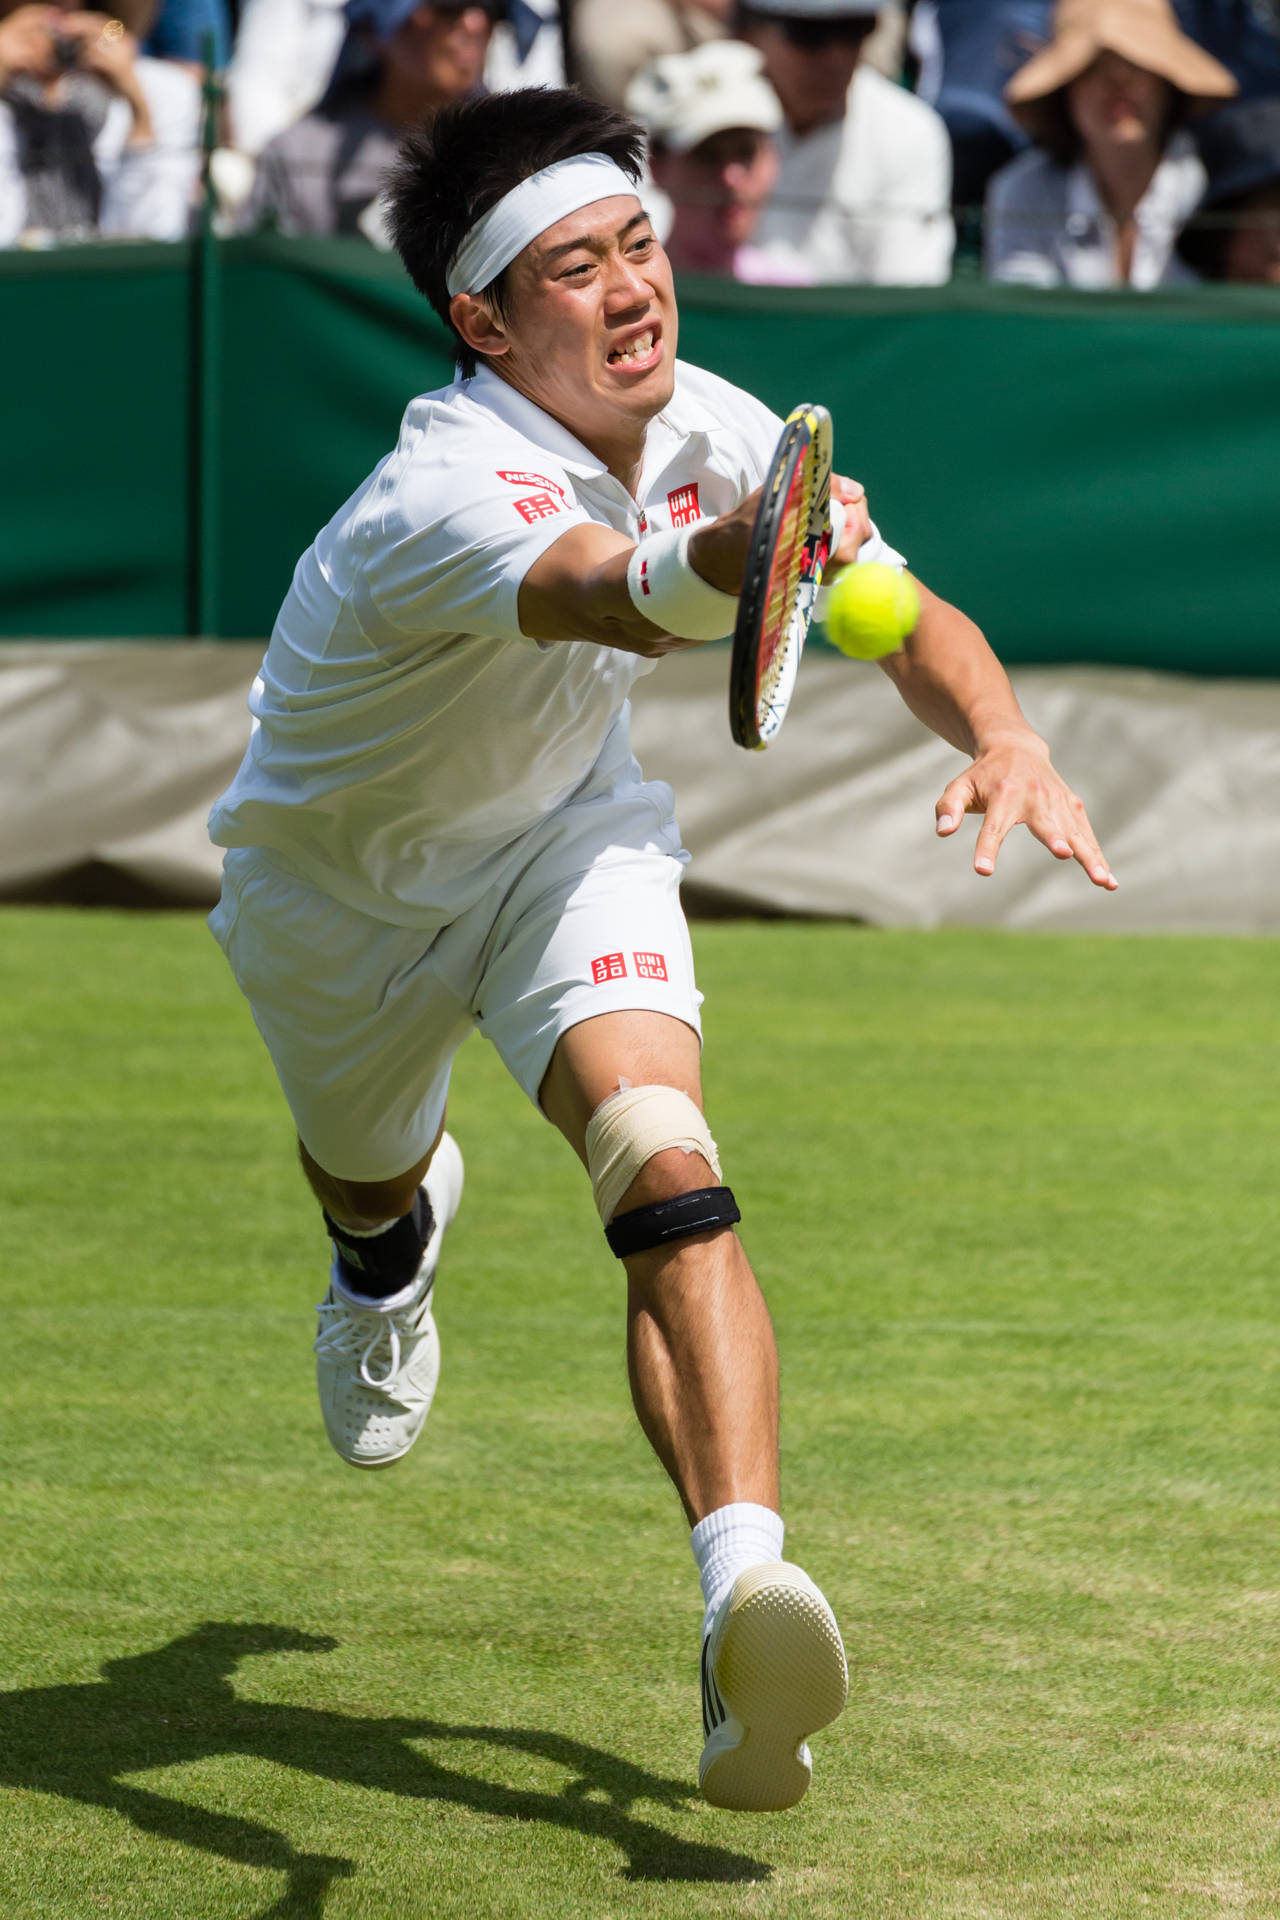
left=667, top=483, right=701, bottom=528
left=633, top=951, right=668, bottom=981
left=513, top=492, right=564, bottom=523
left=591, top=952, right=627, bottom=984
left=637, top=558, right=651, bottom=596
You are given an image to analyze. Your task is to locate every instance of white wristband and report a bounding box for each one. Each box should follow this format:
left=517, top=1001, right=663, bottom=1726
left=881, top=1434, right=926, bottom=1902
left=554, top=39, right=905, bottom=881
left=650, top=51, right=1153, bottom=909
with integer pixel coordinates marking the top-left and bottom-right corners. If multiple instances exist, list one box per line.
left=626, top=526, right=739, bottom=641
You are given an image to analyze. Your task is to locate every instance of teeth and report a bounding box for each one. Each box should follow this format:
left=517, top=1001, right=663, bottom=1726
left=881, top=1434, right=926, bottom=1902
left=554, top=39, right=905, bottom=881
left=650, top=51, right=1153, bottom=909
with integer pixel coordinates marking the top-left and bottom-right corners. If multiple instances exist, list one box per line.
left=610, top=330, right=654, bottom=366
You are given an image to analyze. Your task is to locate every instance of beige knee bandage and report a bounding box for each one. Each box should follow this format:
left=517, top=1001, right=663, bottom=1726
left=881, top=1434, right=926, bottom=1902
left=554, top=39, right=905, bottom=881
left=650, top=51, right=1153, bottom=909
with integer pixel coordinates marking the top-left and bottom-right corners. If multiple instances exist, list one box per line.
left=584, top=1085, right=722, bottom=1225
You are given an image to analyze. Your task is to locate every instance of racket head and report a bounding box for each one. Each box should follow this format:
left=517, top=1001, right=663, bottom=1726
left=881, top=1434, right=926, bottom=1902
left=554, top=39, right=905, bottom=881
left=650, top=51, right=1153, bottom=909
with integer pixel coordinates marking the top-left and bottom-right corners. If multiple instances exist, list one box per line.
left=729, top=403, right=834, bottom=751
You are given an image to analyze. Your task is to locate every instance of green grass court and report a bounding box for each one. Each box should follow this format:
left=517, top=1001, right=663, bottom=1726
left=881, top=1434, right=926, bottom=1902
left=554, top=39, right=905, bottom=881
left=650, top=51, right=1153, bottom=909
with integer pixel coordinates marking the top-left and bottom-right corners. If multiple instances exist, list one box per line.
left=2, top=910, right=1278, bottom=1919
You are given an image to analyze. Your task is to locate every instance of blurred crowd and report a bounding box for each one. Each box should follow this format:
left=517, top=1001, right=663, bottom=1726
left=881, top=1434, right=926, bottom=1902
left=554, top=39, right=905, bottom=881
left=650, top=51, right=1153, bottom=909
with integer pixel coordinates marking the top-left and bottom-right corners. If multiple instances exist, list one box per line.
left=2, top=0, right=1279, bottom=285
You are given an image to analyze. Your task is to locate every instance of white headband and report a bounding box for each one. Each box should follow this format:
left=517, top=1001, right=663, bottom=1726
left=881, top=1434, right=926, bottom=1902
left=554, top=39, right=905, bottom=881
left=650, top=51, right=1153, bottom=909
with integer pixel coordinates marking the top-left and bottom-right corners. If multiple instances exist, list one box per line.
left=445, top=154, right=640, bottom=298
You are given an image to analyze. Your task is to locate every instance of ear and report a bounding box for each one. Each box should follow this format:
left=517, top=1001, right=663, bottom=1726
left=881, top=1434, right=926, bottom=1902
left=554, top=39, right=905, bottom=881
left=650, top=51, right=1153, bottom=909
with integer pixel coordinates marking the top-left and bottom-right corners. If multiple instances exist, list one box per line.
left=450, top=291, right=510, bottom=360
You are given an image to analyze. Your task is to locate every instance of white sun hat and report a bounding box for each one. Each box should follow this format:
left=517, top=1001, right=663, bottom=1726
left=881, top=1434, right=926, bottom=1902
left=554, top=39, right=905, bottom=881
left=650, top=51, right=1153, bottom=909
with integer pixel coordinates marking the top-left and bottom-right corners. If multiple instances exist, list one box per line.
left=626, top=39, right=784, bottom=154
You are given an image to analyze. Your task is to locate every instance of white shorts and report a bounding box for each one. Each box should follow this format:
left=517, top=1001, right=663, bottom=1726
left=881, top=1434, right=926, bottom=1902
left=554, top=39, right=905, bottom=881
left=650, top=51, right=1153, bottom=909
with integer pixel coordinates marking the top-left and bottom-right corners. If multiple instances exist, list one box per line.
left=209, top=770, right=702, bottom=1182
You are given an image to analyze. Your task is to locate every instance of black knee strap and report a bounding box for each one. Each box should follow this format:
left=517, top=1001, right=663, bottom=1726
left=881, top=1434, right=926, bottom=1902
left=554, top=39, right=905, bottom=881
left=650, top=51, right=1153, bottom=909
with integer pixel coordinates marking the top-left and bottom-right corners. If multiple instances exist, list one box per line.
left=605, top=1186, right=741, bottom=1260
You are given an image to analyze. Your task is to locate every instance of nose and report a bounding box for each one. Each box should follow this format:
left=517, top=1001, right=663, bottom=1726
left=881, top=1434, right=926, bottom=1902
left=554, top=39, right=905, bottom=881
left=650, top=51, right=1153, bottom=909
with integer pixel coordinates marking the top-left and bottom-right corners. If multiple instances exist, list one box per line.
left=602, top=246, right=652, bottom=308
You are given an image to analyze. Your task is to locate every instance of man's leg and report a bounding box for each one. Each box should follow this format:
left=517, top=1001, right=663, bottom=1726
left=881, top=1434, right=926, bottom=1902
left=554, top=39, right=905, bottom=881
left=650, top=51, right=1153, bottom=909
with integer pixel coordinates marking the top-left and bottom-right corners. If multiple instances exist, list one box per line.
left=540, top=1014, right=777, bottom=1525
left=299, top=1134, right=437, bottom=1231
left=540, top=1009, right=847, bottom=1813
left=305, top=1122, right=465, bottom=1470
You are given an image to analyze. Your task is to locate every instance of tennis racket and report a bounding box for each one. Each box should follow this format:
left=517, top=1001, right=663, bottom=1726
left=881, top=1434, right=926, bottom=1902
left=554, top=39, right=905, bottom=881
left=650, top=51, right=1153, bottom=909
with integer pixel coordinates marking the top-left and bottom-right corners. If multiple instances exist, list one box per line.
left=729, top=403, right=835, bottom=751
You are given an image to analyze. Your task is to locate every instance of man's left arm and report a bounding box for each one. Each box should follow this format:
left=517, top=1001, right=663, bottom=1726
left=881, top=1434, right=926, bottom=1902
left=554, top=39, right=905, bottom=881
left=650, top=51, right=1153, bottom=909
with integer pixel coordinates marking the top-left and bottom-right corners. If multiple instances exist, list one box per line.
left=877, top=576, right=1117, bottom=890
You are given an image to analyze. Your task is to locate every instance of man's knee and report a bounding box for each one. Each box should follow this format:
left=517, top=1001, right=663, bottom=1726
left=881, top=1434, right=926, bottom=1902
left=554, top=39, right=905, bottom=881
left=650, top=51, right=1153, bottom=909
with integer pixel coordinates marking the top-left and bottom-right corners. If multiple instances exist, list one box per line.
left=584, top=1085, right=741, bottom=1261
left=297, top=1138, right=426, bottom=1228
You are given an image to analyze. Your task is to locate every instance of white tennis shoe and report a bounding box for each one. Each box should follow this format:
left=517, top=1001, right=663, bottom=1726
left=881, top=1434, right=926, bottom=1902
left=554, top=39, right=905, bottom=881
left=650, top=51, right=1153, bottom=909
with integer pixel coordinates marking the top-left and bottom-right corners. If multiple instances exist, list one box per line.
left=699, top=1561, right=848, bottom=1812
left=313, top=1132, right=464, bottom=1469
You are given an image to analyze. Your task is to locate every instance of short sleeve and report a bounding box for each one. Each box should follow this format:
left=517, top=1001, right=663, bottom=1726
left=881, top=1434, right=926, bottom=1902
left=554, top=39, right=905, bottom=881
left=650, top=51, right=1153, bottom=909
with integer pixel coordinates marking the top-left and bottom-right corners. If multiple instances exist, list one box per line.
left=365, top=446, right=593, bottom=642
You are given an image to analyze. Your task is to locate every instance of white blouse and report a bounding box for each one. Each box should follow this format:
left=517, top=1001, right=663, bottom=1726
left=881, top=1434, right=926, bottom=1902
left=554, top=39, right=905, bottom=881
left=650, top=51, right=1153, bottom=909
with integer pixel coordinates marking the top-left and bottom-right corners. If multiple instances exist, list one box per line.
left=984, top=131, right=1205, bottom=289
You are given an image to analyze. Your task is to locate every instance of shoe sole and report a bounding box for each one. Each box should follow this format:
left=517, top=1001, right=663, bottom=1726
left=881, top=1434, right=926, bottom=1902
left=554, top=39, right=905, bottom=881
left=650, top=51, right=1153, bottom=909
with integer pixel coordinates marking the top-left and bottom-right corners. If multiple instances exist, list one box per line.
left=699, top=1563, right=848, bottom=1813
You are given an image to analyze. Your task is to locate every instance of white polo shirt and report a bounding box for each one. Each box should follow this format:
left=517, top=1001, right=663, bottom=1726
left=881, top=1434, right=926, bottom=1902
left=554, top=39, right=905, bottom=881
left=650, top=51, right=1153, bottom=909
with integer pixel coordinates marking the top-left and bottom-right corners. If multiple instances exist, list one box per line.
left=209, top=357, right=903, bottom=930
left=752, top=67, right=954, bottom=287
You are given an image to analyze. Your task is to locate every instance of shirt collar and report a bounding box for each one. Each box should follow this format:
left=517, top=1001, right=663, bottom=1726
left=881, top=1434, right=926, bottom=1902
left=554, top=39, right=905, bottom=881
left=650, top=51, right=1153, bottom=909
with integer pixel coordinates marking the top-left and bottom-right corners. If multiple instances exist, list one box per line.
left=464, top=359, right=724, bottom=485
left=1066, top=130, right=1202, bottom=235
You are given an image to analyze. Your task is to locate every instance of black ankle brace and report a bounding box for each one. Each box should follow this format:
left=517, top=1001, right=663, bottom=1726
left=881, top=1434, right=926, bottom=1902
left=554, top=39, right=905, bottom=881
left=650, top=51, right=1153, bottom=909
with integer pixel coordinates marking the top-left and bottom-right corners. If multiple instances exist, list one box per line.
left=605, top=1186, right=741, bottom=1260
left=325, top=1187, right=435, bottom=1298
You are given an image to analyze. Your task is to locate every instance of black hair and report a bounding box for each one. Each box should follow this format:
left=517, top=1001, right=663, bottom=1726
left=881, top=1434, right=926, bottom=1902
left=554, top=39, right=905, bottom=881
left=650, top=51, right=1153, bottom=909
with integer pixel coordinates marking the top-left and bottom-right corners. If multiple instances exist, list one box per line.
left=385, top=87, right=647, bottom=377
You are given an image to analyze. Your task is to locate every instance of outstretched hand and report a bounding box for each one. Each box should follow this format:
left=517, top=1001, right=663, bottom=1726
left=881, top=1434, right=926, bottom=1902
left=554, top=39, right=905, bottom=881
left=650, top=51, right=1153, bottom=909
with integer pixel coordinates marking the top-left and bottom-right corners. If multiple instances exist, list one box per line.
left=935, top=733, right=1117, bottom=890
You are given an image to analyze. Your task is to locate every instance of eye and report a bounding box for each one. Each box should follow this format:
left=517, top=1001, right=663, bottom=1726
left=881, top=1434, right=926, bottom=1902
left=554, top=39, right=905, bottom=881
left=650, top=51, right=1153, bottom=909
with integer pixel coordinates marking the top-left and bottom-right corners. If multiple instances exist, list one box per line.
left=560, top=260, right=594, bottom=280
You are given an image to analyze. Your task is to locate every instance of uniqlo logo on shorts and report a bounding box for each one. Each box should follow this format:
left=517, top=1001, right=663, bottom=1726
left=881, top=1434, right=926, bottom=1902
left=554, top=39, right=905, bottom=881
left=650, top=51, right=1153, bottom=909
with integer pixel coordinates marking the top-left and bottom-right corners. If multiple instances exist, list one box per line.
left=633, top=951, right=668, bottom=981
left=667, top=483, right=701, bottom=528
left=497, top=469, right=567, bottom=501
left=591, top=952, right=628, bottom=984
left=513, top=492, right=564, bottom=524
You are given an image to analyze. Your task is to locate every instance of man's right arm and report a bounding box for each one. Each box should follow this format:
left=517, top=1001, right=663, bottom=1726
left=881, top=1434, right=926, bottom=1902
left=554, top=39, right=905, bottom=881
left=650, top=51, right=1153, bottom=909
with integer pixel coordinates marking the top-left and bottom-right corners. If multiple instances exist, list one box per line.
left=517, top=485, right=873, bottom=655
left=517, top=500, right=763, bottom=657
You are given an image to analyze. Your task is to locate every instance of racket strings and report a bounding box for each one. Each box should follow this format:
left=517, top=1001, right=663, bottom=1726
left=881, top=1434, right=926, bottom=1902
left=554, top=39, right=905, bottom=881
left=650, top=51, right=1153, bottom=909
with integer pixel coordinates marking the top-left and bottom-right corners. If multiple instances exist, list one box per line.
left=758, top=456, right=816, bottom=713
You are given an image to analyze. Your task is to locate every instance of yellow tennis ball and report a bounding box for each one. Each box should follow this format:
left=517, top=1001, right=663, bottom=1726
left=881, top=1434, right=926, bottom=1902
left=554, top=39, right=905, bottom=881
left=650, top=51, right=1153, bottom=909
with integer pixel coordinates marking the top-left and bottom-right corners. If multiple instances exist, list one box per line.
left=824, top=562, right=919, bottom=659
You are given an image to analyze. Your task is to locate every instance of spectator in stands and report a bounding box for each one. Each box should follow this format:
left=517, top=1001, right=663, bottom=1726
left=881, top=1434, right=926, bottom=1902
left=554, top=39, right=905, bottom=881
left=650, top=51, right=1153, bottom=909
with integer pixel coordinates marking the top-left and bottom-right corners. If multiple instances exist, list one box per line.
left=734, top=0, right=954, bottom=284
left=985, top=0, right=1236, bottom=287
left=226, top=0, right=553, bottom=163
left=572, top=0, right=730, bottom=110
left=0, top=0, right=200, bottom=244
left=1176, top=95, right=1280, bottom=282
left=909, top=0, right=1051, bottom=210
left=628, top=39, right=808, bottom=280
left=244, top=0, right=494, bottom=237
left=225, top=0, right=353, bottom=159
left=484, top=0, right=561, bottom=91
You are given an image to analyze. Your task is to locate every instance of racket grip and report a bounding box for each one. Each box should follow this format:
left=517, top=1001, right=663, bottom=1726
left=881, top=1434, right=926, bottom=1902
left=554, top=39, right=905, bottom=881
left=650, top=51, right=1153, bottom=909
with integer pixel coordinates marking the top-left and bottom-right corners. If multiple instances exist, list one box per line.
left=828, top=497, right=846, bottom=554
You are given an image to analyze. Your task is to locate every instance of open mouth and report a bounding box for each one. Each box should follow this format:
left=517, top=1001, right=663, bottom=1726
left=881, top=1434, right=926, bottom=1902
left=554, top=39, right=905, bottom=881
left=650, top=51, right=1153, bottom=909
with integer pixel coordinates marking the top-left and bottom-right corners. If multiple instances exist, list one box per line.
left=606, top=327, right=661, bottom=371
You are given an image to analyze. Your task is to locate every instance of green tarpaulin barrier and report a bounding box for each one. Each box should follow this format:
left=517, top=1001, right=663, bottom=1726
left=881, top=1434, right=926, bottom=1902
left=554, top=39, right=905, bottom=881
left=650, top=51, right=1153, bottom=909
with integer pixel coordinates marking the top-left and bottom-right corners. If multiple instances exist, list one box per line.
left=3, top=234, right=1278, bottom=672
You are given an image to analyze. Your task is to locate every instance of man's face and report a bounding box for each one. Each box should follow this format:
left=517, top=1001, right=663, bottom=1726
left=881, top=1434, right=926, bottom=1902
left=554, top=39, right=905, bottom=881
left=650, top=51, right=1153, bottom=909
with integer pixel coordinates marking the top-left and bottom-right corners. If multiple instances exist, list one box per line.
left=652, top=127, right=780, bottom=260
left=740, top=15, right=871, bottom=136
left=492, top=195, right=679, bottom=446
left=392, top=2, right=492, bottom=98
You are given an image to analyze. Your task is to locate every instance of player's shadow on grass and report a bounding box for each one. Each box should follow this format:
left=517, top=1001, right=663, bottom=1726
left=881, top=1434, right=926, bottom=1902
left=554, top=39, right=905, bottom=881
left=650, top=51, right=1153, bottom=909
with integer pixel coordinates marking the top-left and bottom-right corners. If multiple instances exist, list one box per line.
left=0, top=1622, right=768, bottom=1915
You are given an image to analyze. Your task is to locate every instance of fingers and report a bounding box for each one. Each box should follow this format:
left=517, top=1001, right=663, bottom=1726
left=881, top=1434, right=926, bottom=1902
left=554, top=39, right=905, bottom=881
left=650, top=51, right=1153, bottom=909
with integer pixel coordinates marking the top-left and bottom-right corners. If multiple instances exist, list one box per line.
left=934, top=775, right=975, bottom=837
left=937, top=771, right=1118, bottom=889
left=972, top=807, right=1015, bottom=876
left=832, top=474, right=866, bottom=508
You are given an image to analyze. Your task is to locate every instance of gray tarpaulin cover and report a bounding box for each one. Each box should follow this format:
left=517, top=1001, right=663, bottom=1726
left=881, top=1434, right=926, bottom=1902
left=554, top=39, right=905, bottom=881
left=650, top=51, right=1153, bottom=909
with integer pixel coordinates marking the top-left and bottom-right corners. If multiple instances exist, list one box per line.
left=3, top=642, right=1277, bottom=931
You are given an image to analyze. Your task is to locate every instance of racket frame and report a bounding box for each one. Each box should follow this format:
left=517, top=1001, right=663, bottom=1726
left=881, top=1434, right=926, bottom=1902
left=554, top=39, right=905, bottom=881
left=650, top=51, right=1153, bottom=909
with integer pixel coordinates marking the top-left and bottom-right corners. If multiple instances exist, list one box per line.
left=729, top=403, right=835, bottom=751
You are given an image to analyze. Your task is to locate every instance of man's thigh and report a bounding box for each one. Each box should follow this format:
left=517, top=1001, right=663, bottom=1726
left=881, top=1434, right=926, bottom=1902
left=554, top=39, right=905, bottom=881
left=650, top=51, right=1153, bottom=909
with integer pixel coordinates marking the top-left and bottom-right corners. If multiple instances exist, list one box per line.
left=469, top=774, right=703, bottom=1126
left=209, top=850, right=473, bottom=1182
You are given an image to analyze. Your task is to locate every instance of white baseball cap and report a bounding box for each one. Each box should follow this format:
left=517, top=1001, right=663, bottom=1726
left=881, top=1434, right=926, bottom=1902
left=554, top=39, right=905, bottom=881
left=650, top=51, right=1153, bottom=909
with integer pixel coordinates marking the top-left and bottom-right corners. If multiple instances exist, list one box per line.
left=626, top=40, right=784, bottom=154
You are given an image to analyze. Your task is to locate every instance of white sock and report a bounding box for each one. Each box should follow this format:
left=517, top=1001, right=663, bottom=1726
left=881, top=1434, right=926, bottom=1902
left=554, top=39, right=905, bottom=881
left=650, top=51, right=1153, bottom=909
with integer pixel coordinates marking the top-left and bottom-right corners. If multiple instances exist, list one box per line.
left=691, top=1502, right=785, bottom=1637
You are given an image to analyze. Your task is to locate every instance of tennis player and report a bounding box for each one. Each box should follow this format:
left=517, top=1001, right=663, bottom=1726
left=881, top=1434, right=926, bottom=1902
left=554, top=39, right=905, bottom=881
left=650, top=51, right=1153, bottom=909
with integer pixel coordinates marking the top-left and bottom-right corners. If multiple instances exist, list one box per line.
left=207, top=86, right=1116, bottom=1813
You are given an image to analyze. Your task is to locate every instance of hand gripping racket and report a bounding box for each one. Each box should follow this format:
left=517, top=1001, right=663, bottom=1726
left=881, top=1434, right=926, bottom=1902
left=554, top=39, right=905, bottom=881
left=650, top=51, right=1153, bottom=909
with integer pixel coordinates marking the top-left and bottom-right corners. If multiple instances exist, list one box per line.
left=729, top=403, right=835, bottom=751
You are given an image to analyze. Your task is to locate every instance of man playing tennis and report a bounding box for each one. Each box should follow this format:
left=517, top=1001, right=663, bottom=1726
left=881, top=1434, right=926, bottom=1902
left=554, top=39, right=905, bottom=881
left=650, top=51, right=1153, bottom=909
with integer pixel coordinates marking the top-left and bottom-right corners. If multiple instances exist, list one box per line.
left=208, top=86, right=1116, bottom=1814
